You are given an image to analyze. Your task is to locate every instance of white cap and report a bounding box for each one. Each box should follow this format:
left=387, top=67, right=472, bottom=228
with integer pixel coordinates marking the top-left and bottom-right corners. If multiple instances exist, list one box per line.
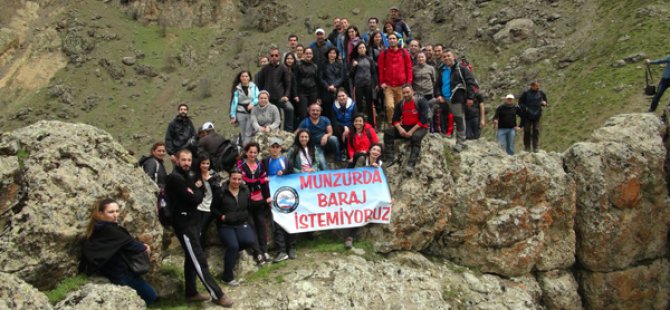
left=315, top=28, right=325, bottom=35
left=201, top=122, right=214, bottom=131
left=505, top=94, right=515, bottom=99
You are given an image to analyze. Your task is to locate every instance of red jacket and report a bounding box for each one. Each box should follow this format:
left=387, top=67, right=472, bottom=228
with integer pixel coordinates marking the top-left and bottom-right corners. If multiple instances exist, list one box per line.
left=377, top=48, right=413, bottom=87
left=347, top=123, right=379, bottom=159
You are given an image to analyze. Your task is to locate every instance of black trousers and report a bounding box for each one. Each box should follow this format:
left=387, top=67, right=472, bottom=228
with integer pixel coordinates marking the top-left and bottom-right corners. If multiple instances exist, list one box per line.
left=248, top=199, right=270, bottom=253
left=174, top=225, right=225, bottom=300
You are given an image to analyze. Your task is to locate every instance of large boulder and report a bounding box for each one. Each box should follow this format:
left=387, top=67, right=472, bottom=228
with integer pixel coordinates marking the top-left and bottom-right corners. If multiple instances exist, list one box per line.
left=578, top=258, right=669, bottom=310
left=54, top=283, right=145, bottom=310
left=366, top=134, right=453, bottom=252
left=0, top=272, right=52, bottom=310
left=123, top=0, right=236, bottom=28
left=537, top=269, right=582, bottom=310
left=493, top=18, right=535, bottom=44
left=0, top=121, right=162, bottom=289
left=564, top=113, right=670, bottom=272
left=428, top=140, right=576, bottom=277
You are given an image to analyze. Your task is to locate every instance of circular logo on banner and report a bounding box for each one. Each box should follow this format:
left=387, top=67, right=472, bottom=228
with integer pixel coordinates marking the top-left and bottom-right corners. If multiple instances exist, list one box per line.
left=272, top=186, right=299, bottom=214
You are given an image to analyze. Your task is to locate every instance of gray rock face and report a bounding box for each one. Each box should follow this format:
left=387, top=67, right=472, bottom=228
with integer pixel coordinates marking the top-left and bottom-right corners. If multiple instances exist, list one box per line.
left=0, top=121, right=162, bottom=290
left=493, top=18, right=535, bottom=44
left=0, top=272, right=52, bottom=310
left=429, top=140, right=575, bottom=277
left=54, top=283, right=145, bottom=310
left=537, top=270, right=582, bottom=310
left=564, top=113, right=669, bottom=272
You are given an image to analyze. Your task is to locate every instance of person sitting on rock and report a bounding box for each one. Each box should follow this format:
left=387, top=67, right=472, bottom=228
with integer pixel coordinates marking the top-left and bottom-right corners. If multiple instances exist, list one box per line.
left=383, top=84, right=429, bottom=174
left=250, top=90, right=282, bottom=138
left=297, top=102, right=341, bottom=162
left=82, top=198, right=157, bottom=306
left=331, top=88, right=357, bottom=161
left=197, top=121, right=228, bottom=171
left=288, top=129, right=327, bottom=175
left=346, top=113, right=379, bottom=166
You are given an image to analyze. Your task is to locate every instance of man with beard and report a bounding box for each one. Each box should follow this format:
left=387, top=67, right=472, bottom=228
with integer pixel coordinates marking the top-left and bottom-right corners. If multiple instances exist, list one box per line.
left=166, top=149, right=234, bottom=307
left=383, top=84, right=429, bottom=174
left=309, top=28, right=333, bottom=68
left=378, top=33, right=413, bottom=124
left=328, top=17, right=343, bottom=46
left=165, top=103, right=196, bottom=164
left=389, top=6, right=412, bottom=42
left=361, top=17, right=380, bottom=44
left=256, top=47, right=295, bottom=131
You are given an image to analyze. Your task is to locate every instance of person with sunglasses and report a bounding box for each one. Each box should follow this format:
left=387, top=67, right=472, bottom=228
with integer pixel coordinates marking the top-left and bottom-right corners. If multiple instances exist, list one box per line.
left=256, top=47, right=295, bottom=131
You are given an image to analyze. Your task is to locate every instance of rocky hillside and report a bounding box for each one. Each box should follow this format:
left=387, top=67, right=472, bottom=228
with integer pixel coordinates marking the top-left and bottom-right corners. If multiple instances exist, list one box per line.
left=1, top=111, right=669, bottom=309
left=0, top=0, right=669, bottom=156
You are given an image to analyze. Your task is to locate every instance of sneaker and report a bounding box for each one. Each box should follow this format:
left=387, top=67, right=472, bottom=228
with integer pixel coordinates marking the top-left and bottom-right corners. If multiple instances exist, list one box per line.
left=344, top=237, right=353, bottom=249
left=273, top=252, right=289, bottom=263
left=264, top=252, right=272, bottom=261
left=224, top=279, right=240, bottom=287
left=213, top=295, right=234, bottom=307
left=255, top=254, right=267, bottom=266
left=187, top=293, right=210, bottom=302
left=288, top=248, right=297, bottom=259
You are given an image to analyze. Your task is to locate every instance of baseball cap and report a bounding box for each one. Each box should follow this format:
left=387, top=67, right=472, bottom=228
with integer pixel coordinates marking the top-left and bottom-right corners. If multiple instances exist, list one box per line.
left=505, top=94, right=515, bottom=99
left=269, top=137, right=283, bottom=146
left=315, top=28, right=325, bottom=35
left=390, top=6, right=400, bottom=11
left=201, top=122, right=214, bottom=131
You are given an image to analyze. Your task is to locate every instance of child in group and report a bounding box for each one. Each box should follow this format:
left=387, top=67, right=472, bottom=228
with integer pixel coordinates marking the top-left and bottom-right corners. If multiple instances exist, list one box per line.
left=262, top=137, right=295, bottom=263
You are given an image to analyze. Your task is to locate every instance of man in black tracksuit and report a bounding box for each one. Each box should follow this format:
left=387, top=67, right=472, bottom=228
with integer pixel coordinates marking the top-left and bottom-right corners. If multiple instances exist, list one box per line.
left=166, top=149, right=233, bottom=307
left=165, top=103, right=196, bottom=164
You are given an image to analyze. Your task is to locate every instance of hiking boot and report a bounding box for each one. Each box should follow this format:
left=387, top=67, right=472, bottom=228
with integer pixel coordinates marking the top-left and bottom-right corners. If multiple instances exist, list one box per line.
left=224, top=279, right=240, bottom=287
left=288, top=248, right=297, bottom=259
left=273, top=252, right=288, bottom=263
left=213, top=296, right=234, bottom=308
left=187, top=293, right=210, bottom=302
left=344, top=237, right=353, bottom=249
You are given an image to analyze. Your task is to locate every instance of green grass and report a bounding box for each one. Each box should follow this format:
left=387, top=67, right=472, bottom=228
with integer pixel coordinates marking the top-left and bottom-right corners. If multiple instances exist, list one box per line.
left=16, top=149, right=29, bottom=169
left=246, top=260, right=288, bottom=282
left=44, top=274, right=88, bottom=304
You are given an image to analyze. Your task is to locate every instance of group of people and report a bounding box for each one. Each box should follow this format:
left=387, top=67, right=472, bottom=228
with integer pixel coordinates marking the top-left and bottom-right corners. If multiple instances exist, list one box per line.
left=79, top=6, right=562, bottom=308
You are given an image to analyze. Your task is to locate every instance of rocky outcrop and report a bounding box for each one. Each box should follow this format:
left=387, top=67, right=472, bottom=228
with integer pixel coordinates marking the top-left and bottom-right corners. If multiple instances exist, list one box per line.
left=0, top=272, right=52, bottom=310
left=54, top=283, right=145, bottom=310
left=537, top=270, right=582, bottom=310
left=564, top=113, right=670, bottom=308
left=428, top=141, right=575, bottom=277
left=0, top=121, right=162, bottom=290
left=123, top=0, right=237, bottom=28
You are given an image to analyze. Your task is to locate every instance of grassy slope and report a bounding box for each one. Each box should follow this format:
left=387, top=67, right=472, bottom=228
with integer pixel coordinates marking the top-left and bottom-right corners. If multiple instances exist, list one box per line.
left=1, top=0, right=669, bottom=154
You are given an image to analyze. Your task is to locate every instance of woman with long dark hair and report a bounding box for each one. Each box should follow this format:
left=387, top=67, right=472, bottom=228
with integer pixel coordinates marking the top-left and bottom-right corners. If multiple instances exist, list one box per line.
left=343, top=25, right=361, bottom=66
left=211, top=169, right=263, bottom=286
left=294, top=47, right=320, bottom=124
left=287, top=129, right=327, bottom=174
left=366, top=31, right=385, bottom=62
left=235, top=142, right=270, bottom=263
left=349, top=42, right=378, bottom=122
left=82, top=198, right=157, bottom=305
left=346, top=113, right=379, bottom=164
left=319, top=47, right=346, bottom=121
left=194, top=154, right=219, bottom=248
left=382, top=21, right=403, bottom=48
left=230, top=70, right=259, bottom=146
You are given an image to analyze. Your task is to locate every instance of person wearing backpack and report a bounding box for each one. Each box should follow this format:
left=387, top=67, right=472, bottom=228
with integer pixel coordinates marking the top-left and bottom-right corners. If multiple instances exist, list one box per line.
left=378, top=33, right=413, bottom=124
left=139, top=142, right=167, bottom=190
left=518, top=81, right=548, bottom=152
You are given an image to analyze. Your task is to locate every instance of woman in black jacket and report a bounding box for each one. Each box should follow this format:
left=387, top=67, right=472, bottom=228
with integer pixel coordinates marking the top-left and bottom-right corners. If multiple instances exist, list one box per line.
left=140, top=141, right=167, bottom=189
left=82, top=198, right=157, bottom=305
left=294, top=47, right=320, bottom=123
left=211, top=169, right=263, bottom=286
left=349, top=42, right=378, bottom=123
left=319, top=47, right=347, bottom=121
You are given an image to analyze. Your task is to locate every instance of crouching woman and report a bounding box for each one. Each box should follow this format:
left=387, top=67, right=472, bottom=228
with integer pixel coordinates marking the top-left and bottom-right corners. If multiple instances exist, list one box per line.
left=82, top=198, right=157, bottom=305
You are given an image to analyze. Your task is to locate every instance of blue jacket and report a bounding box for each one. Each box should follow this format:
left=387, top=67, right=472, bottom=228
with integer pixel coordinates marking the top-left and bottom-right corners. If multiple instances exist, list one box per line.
left=650, top=56, right=670, bottom=79
left=332, top=97, right=356, bottom=128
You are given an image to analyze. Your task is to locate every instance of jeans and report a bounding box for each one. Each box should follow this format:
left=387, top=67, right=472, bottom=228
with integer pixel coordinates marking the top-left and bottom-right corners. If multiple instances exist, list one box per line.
left=274, top=99, right=295, bottom=132
left=113, top=273, right=157, bottom=305
left=497, top=128, right=516, bottom=155
left=318, top=135, right=341, bottom=160
left=466, top=117, right=481, bottom=140
left=650, top=77, right=670, bottom=112
left=218, top=223, right=257, bottom=282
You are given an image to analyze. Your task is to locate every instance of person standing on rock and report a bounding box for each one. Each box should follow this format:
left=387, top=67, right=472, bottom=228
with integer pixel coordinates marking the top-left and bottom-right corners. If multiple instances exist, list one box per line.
left=389, top=5, right=412, bottom=43
left=383, top=84, right=429, bottom=174
left=465, top=93, right=486, bottom=140
left=309, top=28, right=334, bottom=68
left=493, top=94, right=524, bottom=155
left=295, top=47, right=320, bottom=124
left=435, top=49, right=478, bottom=152
left=82, top=198, right=157, bottom=306
left=282, top=34, right=299, bottom=64
left=254, top=56, right=269, bottom=85
left=645, top=55, right=670, bottom=112
left=165, top=149, right=234, bottom=307
left=256, top=47, right=295, bottom=132
left=361, top=17, right=380, bottom=44
left=229, top=70, right=259, bottom=146
left=378, top=33, right=413, bottom=124
left=165, top=103, right=196, bottom=164
left=518, top=81, right=548, bottom=152
left=197, top=122, right=228, bottom=171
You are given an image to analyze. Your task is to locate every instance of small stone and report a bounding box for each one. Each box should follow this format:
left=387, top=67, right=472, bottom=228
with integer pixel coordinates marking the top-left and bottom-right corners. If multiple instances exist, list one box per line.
left=351, top=8, right=360, bottom=15
left=122, top=56, right=136, bottom=66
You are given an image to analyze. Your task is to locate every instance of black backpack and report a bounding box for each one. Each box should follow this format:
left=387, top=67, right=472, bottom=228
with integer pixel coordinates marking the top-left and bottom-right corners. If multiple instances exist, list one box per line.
left=216, top=136, right=241, bottom=172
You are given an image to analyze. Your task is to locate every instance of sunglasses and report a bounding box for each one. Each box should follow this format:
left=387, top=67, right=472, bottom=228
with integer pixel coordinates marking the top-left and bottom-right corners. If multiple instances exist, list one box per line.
left=270, top=54, right=280, bottom=57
